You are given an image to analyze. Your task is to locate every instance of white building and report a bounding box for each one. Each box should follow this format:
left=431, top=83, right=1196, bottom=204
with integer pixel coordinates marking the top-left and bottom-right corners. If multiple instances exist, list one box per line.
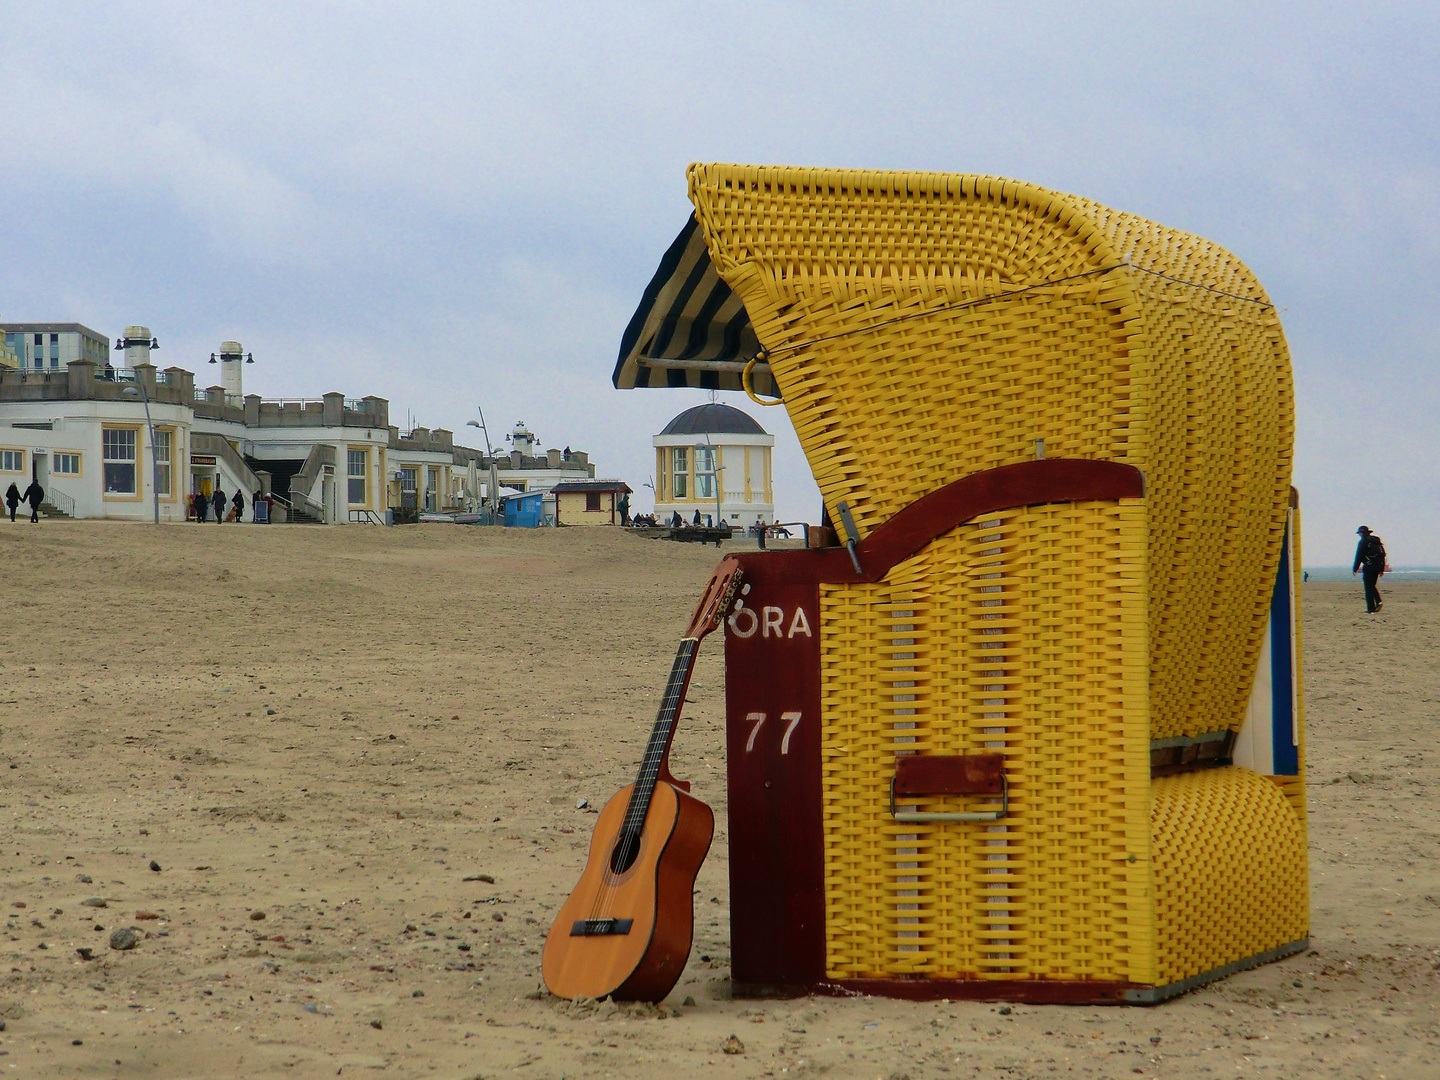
left=1, top=323, right=110, bottom=373
left=0, top=326, right=604, bottom=523
left=652, top=403, right=774, bottom=528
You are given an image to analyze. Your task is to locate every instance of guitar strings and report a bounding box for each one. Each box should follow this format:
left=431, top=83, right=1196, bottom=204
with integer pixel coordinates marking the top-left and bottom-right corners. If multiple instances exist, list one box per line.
left=587, top=639, right=695, bottom=924
left=589, top=641, right=691, bottom=921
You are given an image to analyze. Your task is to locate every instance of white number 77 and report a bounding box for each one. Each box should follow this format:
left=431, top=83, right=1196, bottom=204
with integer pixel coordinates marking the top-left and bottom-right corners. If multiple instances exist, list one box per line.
left=743, top=711, right=803, bottom=754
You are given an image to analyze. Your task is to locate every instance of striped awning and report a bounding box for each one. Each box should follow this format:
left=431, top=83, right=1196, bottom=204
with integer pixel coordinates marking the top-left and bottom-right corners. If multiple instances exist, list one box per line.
left=611, top=218, right=778, bottom=398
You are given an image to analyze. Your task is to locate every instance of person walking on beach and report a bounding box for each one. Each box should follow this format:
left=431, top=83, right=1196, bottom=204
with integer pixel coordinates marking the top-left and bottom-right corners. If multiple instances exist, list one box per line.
left=195, top=489, right=208, bottom=522
left=231, top=489, right=245, bottom=523
left=1352, top=525, right=1387, bottom=614
left=5, top=482, right=20, bottom=522
left=23, top=479, right=44, bottom=523
left=211, top=485, right=227, bottom=524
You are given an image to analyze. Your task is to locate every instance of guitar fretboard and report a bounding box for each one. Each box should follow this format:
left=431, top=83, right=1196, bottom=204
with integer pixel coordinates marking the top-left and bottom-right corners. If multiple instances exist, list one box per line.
left=619, top=637, right=697, bottom=837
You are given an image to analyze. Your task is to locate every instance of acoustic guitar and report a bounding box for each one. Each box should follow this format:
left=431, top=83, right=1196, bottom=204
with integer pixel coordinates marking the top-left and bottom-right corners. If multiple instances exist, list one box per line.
left=542, top=557, right=743, bottom=1002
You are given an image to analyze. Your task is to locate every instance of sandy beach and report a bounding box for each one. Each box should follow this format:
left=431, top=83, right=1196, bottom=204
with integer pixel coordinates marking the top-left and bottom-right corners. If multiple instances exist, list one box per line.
left=1, top=519, right=1437, bottom=1079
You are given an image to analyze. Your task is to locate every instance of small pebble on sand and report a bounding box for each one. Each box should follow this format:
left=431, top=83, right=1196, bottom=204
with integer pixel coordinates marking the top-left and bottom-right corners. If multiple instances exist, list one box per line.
left=249, top=910, right=267, bottom=921
left=109, top=927, right=141, bottom=951
left=721, top=1034, right=745, bottom=1055
left=149, top=860, right=162, bottom=872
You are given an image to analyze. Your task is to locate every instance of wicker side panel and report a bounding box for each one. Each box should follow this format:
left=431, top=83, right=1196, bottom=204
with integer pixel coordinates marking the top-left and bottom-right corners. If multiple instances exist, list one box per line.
left=1079, top=202, right=1295, bottom=742
left=1150, top=768, right=1309, bottom=986
left=820, top=500, right=1153, bottom=984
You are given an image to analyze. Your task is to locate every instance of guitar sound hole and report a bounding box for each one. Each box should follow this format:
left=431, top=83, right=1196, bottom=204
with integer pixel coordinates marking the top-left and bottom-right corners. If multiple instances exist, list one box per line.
left=609, top=829, right=642, bottom=875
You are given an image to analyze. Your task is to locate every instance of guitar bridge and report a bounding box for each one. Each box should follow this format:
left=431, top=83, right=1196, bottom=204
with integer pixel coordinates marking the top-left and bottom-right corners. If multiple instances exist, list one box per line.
left=570, top=918, right=634, bottom=937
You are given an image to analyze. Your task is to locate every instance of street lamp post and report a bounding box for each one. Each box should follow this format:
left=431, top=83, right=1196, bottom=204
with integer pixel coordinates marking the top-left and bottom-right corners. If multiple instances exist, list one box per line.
left=696, top=439, right=724, bottom=528
left=114, top=332, right=162, bottom=525
left=121, top=384, right=161, bottom=526
left=466, top=408, right=502, bottom=525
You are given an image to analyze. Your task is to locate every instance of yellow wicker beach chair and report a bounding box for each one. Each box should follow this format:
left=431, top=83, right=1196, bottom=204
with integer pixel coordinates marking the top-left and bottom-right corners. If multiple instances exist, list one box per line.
left=615, top=164, right=1307, bottom=1002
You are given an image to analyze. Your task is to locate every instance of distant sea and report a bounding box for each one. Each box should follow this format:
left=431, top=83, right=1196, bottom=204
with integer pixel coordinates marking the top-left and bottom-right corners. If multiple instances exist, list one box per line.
left=1303, top=566, right=1440, bottom=583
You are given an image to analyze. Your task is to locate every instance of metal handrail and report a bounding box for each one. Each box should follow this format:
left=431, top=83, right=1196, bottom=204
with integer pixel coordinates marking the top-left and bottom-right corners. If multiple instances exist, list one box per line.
left=291, top=491, right=326, bottom=521
left=348, top=509, right=384, bottom=525
left=42, top=484, right=76, bottom=517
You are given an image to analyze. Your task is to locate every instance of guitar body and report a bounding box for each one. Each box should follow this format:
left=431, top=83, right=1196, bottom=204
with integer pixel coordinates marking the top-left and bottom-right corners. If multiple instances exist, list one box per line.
left=543, top=780, right=715, bottom=1001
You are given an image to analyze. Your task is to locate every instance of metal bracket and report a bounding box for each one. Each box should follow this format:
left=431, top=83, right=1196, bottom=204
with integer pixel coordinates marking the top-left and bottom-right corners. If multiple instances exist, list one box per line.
left=889, top=772, right=1008, bottom=823
left=836, top=501, right=863, bottom=575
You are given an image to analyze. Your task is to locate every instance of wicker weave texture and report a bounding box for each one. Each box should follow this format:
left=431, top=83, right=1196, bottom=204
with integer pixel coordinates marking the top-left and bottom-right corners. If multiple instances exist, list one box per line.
left=819, top=500, right=1154, bottom=983
left=1150, top=768, right=1309, bottom=985
left=687, top=164, right=1294, bottom=741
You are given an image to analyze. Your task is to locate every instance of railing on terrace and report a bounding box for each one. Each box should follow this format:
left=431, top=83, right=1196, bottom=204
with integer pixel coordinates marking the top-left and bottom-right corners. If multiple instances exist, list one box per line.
left=261, top=398, right=373, bottom=410
left=192, top=389, right=241, bottom=407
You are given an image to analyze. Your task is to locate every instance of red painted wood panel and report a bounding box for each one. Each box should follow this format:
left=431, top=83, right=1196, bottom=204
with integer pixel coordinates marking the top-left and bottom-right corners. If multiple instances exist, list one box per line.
left=724, top=554, right=825, bottom=990
left=894, top=753, right=1005, bottom=796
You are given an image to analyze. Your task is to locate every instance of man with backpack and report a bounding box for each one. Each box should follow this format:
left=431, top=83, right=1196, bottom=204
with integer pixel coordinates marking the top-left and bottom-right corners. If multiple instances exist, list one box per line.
left=1352, top=525, right=1387, bottom=614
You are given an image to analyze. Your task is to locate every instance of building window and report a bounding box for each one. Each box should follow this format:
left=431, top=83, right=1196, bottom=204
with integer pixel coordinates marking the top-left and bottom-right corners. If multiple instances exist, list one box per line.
left=671, top=447, right=688, bottom=500
left=102, top=427, right=137, bottom=494
left=399, top=467, right=417, bottom=493
left=695, top=445, right=717, bottom=500
left=0, top=449, right=23, bottom=472
left=153, top=429, right=172, bottom=495
left=585, top=492, right=601, bottom=511
left=49, top=333, right=59, bottom=367
left=54, top=452, right=80, bottom=476
left=347, top=449, right=367, bottom=504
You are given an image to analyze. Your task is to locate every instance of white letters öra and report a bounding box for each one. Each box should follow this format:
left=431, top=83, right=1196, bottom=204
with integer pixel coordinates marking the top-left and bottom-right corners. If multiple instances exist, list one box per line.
left=727, top=588, right=813, bottom=640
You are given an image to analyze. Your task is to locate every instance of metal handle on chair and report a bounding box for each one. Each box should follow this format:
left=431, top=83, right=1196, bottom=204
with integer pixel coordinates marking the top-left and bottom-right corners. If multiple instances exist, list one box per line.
left=889, top=772, right=1008, bottom=823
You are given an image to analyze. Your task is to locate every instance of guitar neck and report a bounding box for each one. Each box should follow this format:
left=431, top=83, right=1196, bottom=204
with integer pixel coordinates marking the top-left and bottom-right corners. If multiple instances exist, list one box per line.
left=621, top=637, right=700, bottom=835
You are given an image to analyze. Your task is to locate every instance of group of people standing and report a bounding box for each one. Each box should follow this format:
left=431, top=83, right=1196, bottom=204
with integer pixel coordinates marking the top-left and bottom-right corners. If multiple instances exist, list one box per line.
left=4, top=481, right=45, bottom=522
left=192, top=485, right=247, bottom=523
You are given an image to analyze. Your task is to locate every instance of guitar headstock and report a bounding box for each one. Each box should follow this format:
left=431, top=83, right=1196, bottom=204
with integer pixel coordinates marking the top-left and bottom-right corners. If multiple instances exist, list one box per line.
left=685, top=558, right=745, bottom=641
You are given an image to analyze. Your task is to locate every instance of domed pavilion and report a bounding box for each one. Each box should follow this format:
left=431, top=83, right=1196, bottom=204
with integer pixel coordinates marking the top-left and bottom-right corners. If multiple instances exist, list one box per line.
left=652, top=402, right=773, bottom=528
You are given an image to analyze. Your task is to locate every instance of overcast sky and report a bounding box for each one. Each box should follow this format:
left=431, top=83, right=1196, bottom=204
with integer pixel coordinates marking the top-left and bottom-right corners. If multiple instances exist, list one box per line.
left=1, top=3, right=1435, bottom=563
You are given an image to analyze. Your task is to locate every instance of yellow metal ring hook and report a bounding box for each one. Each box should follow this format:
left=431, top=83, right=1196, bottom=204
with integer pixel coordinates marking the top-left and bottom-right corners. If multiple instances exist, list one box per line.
left=742, top=356, right=785, bottom=407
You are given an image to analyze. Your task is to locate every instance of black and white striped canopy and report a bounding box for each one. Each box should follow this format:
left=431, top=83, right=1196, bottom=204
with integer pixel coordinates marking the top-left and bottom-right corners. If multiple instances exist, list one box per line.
left=612, top=218, right=777, bottom=398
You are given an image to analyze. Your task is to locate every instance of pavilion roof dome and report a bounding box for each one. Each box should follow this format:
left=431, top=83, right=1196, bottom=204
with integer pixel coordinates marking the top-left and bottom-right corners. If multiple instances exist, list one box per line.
left=659, top=403, right=767, bottom=437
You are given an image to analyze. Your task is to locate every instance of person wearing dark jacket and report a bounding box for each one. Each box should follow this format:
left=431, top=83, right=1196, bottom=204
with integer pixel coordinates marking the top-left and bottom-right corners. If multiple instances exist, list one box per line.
left=231, top=489, right=245, bottom=522
left=23, top=480, right=44, bottom=523
left=1352, top=525, right=1387, bottom=613
left=5, top=482, right=19, bottom=522
left=194, top=490, right=208, bottom=522
left=211, top=485, right=227, bottom=524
